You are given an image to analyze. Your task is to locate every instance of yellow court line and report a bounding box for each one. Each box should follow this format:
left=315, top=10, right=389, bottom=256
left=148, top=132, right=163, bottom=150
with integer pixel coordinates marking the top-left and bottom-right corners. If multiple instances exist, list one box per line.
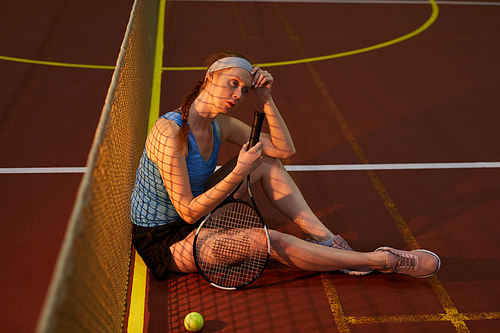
left=322, top=278, right=500, bottom=329
left=321, top=276, right=352, bottom=333
left=0, top=55, right=114, bottom=69
left=126, top=252, right=148, bottom=333
left=346, top=311, right=500, bottom=324
left=148, top=0, right=167, bottom=134
left=126, top=1, right=167, bottom=333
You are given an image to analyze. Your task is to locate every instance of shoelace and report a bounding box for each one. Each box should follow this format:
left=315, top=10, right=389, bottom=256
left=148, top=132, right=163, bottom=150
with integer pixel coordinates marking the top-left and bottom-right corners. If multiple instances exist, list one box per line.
left=390, top=251, right=417, bottom=273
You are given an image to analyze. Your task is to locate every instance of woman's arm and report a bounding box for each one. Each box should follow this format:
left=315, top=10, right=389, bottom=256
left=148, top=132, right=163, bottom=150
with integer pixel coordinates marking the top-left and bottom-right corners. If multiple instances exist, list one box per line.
left=219, top=67, right=296, bottom=158
left=147, top=118, right=263, bottom=224
left=260, top=94, right=296, bottom=158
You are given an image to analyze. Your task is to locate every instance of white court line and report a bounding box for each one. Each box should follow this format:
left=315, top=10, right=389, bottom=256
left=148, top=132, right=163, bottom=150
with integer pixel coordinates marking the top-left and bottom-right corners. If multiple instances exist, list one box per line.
left=284, top=162, right=500, bottom=171
left=175, top=0, right=500, bottom=6
left=0, top=167, right=87, bottom=174
left=1, top=163, right=499, bottom=174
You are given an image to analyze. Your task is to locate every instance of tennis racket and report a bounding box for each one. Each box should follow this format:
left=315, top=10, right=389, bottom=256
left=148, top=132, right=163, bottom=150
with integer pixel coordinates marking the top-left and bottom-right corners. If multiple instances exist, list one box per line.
left=193, top=111, right=270, bottom=290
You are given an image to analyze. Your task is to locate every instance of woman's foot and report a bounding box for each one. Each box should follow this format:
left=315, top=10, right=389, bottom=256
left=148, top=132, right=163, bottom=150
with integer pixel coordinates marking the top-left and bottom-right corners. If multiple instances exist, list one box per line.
left=375, top=247, right=441, bottom=278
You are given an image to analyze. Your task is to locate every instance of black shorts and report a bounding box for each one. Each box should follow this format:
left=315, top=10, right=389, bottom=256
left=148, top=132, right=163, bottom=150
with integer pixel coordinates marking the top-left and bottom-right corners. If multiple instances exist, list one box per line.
left=132, top=221, right=199, bottom=281
left=132, top=156, right=236, bottom=281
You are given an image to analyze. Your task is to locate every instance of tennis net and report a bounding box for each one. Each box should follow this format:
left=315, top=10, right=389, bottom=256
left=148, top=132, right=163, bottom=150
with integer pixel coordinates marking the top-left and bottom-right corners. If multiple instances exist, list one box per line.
left=36, top=0, right=158, bottom=331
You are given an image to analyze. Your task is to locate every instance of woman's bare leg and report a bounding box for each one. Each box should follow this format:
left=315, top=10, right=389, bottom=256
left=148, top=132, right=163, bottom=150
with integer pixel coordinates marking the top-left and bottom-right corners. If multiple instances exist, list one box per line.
left=268, top=230, right=385, bottom=271
left=168, top=231, right=198, bottom=273
left=167, top=228, right=385, bottom=274
left=236, top=156, right=335, bottom=243
left=167, top=228, right=440, bottom=278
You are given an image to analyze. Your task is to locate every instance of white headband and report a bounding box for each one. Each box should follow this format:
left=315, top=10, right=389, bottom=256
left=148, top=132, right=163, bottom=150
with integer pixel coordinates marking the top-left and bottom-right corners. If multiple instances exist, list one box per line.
left=205, top=57, right=253, bottom=80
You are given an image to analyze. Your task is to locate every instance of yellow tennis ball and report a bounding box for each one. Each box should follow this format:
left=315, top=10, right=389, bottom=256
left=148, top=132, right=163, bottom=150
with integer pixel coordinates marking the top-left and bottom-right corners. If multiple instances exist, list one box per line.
left=184, top=312, right=204, bottom=332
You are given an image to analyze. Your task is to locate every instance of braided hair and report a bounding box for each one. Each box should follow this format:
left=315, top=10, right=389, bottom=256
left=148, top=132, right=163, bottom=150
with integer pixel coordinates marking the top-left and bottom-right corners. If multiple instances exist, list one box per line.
left=177, top=51, right=251, bottom=149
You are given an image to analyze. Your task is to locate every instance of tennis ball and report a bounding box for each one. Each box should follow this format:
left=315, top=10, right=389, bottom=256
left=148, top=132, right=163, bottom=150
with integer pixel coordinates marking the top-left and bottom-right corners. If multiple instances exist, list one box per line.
left=184, top=312, right=204, bottom=332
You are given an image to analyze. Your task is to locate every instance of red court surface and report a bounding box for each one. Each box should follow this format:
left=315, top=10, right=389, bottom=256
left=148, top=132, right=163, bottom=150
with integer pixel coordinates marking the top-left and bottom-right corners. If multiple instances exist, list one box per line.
left=1, top=1, right=500, bottom=332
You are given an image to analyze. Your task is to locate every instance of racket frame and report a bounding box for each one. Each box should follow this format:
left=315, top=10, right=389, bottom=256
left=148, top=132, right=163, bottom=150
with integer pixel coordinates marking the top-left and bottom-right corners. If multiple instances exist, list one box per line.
left=193, top=111, right=270, bottom=290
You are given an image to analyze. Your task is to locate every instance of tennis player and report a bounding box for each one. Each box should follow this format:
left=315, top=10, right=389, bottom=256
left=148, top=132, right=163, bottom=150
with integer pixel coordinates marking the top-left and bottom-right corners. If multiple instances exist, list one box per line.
left=130, top=51, right=440, bottom=281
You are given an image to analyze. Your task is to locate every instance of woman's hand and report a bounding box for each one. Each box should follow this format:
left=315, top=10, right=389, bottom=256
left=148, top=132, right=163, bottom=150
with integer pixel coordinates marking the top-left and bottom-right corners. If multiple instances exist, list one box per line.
left=233, top=141, right=264, bottom=178
left=251, top=66, right=273, bottom=102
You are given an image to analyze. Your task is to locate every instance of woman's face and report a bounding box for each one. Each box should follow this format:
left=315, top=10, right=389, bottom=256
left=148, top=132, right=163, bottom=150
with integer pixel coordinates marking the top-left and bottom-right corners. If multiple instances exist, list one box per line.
left=208, top=67, right=252, bottom=113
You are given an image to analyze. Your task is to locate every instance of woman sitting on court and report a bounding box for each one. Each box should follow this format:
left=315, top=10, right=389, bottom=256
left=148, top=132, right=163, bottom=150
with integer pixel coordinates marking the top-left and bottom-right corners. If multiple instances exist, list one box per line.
left=130, top=51, right=440, bottom=281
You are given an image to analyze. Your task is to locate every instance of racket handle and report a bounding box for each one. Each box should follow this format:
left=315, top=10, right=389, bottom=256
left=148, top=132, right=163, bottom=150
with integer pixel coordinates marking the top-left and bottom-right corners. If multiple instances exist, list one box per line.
left=248, top=111, right=265, bottom=149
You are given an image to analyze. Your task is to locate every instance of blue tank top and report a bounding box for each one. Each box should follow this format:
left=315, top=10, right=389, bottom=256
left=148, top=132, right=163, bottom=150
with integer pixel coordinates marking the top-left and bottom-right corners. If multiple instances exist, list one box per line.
left=130, top=111, right=221, bottom=227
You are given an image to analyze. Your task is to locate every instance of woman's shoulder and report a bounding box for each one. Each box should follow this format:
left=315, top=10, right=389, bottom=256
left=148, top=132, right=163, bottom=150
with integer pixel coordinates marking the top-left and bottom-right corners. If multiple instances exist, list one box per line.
left=146, top=116, right=185, bottom=162
left=148, top=111, right=183, bottom=144
left=151, top=110, right=181, bottom=132
left=161, top=109, right=182, bottom=124
left=156, top=116, right=180, bottom=132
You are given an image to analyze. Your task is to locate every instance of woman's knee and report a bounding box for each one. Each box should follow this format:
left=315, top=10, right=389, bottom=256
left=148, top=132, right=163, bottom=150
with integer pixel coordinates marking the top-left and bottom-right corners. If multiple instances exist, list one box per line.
left=262, top=156, right=285, bottom=170
left=251, top=156, right=286, bottom=182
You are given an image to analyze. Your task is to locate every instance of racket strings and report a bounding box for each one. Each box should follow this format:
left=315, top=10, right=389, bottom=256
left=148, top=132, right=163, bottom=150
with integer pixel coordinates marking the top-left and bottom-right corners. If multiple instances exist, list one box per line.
left=195, top=202, right=269, bottom=288
left=211, top=230, right=251, bottom=265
